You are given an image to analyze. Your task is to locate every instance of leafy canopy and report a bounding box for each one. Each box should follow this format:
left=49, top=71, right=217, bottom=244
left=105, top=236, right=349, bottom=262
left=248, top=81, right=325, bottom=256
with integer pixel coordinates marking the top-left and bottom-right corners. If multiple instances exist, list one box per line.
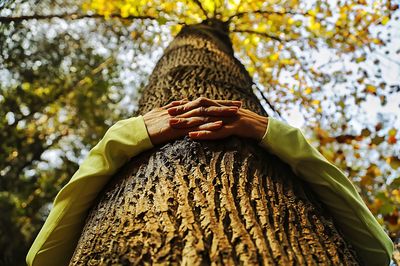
left=0, top=0, right=399, bottom=264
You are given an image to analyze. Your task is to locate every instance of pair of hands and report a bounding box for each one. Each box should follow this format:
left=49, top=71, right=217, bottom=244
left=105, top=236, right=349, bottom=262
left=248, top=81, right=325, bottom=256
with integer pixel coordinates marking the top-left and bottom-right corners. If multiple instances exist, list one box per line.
left=143, top=97, right=269, bottom=146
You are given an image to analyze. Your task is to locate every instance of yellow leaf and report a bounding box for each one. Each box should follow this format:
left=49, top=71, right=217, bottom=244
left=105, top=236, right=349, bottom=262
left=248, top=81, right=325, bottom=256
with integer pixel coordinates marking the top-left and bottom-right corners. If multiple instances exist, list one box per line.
left=304, top=87, right=312, bottom=94
left=308, top=9, right=317, bottom=17
left=161, top=2, right=175, bottom=12
left=355, top=56, right=366, bottom=63
left=389, top=128, right=397, bottom=137
left=202, top=0, right=215, bottom=14
left=120, top=4, right=130, bottom=18
left=309, top=20, right=321, bottom=32
left=381, top=16, right=390, bottom=25
left=22, top=82, right=30, bottom=91
left=35, top=87, right=51, bottom=96
left=311, top=99, right=320, bottom=105
left=247, top=66, right=255, bottom=75
left=295, top=20, right=302, bottom=27
left=251, top=36, right=260, bottom=45
left=170, top=24, right=183, bottom=36
left=280, top=58, right=295, bottom=66
left=392, top=189, right=400, bottom=203
left=269, top=53, right=279, bottom=61
left=366, top=84, right=376, bottom=93
left=372, top=38, right=383, bottom=45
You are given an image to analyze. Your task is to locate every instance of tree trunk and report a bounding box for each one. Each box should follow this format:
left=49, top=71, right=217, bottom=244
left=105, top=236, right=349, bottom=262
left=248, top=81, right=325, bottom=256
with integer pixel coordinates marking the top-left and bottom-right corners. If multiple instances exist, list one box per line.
left=70, top=20, right=360, bottom=265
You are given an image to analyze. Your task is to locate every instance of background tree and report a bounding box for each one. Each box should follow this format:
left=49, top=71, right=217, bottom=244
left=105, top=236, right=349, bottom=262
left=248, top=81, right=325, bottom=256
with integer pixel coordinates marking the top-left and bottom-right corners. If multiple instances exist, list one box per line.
left=0, top=0, right=399, bottom=265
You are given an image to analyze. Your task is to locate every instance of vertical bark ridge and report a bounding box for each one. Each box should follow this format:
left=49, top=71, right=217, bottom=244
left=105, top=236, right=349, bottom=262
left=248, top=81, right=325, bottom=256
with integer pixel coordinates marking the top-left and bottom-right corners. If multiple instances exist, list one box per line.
left=284, top=179, right=313, bottom=265
left=220, top=152, right=259, bottom=265
left=71, top=21, right=360, bottom=265
left=237, top=156, right=274, bottom=264
left=174, top=165, right=205, bottom=265
left=265, top=164, right=292, bottom=264
left=251, top=167, right=282, bottom=265
left=208, top=151, right=236, bottom=265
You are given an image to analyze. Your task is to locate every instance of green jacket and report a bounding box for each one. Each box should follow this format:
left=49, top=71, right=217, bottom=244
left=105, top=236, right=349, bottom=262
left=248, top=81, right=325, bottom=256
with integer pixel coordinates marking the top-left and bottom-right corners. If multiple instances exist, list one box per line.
left=27, top=116, right=394, bottom=265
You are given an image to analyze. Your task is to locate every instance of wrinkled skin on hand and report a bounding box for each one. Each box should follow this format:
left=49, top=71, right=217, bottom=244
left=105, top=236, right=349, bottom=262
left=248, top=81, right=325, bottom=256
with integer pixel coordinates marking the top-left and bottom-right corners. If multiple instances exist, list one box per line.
left=143, top=98, right=242, bottom=145
left=167, top=97, right=269, bottom=142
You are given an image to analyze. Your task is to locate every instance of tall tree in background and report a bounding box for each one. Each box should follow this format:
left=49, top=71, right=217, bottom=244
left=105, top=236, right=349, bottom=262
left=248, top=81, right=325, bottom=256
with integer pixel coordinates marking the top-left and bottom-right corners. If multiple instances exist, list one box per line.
left=71, top=20, right=359, bottom=265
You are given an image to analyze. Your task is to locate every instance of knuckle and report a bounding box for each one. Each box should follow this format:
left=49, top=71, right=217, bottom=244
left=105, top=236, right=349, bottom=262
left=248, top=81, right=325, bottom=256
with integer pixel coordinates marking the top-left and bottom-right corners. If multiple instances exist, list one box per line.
left=198, top=96, right=209, bottom=105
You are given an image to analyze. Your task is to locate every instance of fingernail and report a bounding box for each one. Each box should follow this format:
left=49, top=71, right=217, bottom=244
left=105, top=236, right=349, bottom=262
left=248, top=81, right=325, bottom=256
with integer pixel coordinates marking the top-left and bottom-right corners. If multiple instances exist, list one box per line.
left=189, top=132, right=198, bottom=137
left=168, top=107, right=177, bottom=114
left=170, top=118, right=179, bottom=124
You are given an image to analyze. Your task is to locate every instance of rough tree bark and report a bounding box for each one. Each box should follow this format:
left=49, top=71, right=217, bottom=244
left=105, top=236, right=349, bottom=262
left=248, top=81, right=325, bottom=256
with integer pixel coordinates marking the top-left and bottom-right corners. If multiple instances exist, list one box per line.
left=70, top=20, right=360, bottom=265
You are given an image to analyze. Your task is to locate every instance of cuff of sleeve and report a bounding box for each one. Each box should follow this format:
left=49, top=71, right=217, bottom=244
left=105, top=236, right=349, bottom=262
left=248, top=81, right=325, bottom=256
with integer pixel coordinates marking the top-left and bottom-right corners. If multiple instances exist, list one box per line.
left=137, top=115, right=154, bottom=149
left=121, top=115, right=154, bottom=153
left=258, top=117, right=271, bottom=146
left=136, top=115, right=154, bottom=150
left=258, top=117, right=285, bottom=151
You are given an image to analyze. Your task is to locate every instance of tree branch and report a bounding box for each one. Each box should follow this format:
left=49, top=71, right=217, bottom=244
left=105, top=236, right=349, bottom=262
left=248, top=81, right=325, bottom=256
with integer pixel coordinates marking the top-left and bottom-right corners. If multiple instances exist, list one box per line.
left=191, top=0, right=209, bottom=19
left=232, top=29, right=286, bottom=42
left=243, top=48, right=284, bottom=120
left=0, top=13, right=159, bottom=23
left=227, top=9, right=307, bottom=22
left=253, top=83, right=284, bottom=120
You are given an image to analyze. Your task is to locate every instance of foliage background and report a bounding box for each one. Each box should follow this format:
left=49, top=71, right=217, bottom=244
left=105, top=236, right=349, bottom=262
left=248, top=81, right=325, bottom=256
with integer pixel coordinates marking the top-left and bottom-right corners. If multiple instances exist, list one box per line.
left=0, top=0, right=399, bottom=265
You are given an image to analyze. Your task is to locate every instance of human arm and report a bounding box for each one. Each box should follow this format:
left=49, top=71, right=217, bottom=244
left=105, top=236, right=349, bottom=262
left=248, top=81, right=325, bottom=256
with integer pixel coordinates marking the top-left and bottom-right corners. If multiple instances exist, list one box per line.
left=26, top=116, right=154, bottom=266
left=259, top=117, right=394, bottom=266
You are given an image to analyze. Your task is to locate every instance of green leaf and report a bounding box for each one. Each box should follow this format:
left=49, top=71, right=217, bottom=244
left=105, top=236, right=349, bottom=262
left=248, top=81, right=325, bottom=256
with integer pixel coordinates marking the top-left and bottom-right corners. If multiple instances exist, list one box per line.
left=380, top=203, right=395, bottom=215
left=157, top=17, right=168, bottom=25
left=361, top=128, right=371, bottom=137
left=355, top=56, right=366, bottom=63
left=371, top=135, right=385, bottom=145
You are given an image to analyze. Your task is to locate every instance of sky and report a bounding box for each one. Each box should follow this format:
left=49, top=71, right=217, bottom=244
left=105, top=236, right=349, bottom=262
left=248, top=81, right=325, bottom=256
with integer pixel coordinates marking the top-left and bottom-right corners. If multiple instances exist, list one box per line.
left=282, top=9, right=400, bottom=130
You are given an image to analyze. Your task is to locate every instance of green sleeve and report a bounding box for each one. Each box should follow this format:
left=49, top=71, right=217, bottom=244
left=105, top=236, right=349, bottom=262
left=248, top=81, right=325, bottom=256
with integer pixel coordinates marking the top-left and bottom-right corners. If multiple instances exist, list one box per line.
left=26, top=116, right=153, bottom=266
left=260, top=117, right=394, bottom=266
